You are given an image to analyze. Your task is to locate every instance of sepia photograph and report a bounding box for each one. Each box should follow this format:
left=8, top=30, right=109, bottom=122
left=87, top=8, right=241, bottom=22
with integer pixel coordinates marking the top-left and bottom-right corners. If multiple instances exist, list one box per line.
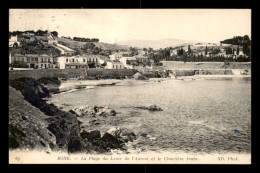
left=8, top=9, right=251, bottom=164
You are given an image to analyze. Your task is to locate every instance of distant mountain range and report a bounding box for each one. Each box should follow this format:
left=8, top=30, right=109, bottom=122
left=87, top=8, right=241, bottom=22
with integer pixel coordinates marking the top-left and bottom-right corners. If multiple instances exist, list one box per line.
left=116, top=39, right=207, bottom=50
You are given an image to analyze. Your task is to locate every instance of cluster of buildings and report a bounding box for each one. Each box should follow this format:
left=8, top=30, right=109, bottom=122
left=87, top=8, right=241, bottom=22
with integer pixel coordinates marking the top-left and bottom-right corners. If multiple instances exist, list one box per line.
left=9, top=31, right=154, bottom=70
left=56, top=52, right=152, bottom=70
left=9, top=48, right=153, bottom=70
left=170, top=43, right=249, bottom=59
left=9, top=53, right=54, bottom=69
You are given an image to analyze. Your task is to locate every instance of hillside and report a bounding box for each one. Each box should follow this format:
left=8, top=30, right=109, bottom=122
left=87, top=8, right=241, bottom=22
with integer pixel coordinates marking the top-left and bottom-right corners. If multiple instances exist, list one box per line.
left=9, top=86, right=56, bottom=151
left=116, top=39, right=205, bottom=50
left=57, top=37, right=129, bottom=51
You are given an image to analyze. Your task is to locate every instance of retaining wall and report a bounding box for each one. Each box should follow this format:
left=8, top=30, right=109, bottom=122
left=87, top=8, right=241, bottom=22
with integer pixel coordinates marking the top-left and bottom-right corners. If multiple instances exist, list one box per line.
left=86, top=69, right=137, bottom=78
left=9, top=68, right=138, bottom=81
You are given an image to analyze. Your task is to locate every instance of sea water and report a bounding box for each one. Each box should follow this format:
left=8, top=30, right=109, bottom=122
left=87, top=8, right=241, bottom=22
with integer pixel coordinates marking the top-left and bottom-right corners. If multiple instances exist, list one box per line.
left=50, top=77, right=251, bottom=154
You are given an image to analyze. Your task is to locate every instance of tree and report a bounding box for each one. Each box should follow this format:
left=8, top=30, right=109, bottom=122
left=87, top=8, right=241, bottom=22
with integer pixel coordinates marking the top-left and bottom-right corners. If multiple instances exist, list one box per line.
left=205, top=45, right=208, bottom=55
left=93, top=47, right=102, bottom=55
left=51, top=31, right=58, bottom=37
left=11, top=61, right=29, bottom=68
left=183, top=54, right=187, bottom=63
left=84, top=43, right=96, bottom=51
left=237, top=46, right=240, bottom=55
left=36, top=30, right=48, bottom=36
left=188, top=45, right=191, bottom=55
left=212, top=48, right=220, bottom=55
left=129, top=47, right=138, bottom=56
left=177, top=48, right=184, bottom=56
left=226, top=47, right=232, bottom=55
left=243, top=44, right=250, bottom=56
left=243, top=35, right=250, bottom=45
left=13, top=43, right=18, bottom=49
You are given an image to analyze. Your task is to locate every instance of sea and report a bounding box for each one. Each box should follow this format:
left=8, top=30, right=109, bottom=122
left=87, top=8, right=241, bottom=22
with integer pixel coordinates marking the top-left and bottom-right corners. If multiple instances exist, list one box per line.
left=49, top=77, right=251, bottom=154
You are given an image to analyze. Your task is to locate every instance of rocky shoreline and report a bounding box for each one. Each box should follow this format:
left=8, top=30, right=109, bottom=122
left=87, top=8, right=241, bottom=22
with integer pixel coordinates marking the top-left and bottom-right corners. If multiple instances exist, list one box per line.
left=9, top=77, right=158, bottom=154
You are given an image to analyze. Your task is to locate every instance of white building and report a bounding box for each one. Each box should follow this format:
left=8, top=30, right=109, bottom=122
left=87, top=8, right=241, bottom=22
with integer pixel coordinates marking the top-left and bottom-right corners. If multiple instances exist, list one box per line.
left=120, top=57, right=136, bottom=69
left=48, top=38, right=58, bottom=45
left=83, top=54, right=100, bottom=64
left=9, top=35, right=20, bottom=47
left=105, top=61, right=124, bottom=69
left=98, top=56, right=110, bottom=64
left=220, top=43, right=233, bottom=47
left=57, top=55, right=88, bottom=69
left=109, top=52, right=123, bottom=61
left=238, top=50, right=245, bottom=56
left=170, top=49, right=178, bottom=56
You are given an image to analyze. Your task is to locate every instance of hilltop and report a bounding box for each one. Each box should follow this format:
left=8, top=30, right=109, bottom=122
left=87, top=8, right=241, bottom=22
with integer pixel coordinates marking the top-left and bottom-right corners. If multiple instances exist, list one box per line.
left=116, top=39, right=206, bottom=50
left=57, top=37, right=129, bottom=51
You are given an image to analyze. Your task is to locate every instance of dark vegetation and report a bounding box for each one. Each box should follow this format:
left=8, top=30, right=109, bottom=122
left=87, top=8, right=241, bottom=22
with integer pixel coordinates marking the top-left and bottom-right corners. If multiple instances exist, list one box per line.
left=9, top=30, right=58, bottom=37
left=73, top=37, right=99, bottom=42
left=220, top=35, right=251, bottom=46
left=10, top=39, right=61, bottom=59
left=10, top=61, right=29, bottom=68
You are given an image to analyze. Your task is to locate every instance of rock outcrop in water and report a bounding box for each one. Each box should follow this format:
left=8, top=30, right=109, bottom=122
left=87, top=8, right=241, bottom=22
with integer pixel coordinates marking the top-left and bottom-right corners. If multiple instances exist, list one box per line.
left=72, top=106, right=117, bottom=117
left=133, top=72, right=148, bottom=80
left=107, top=127, right=137, bottom=143
left=148, top=105, right=163, bottom=111
left=241, top=69, right=250, bottom=75
left=135, top=105, right=163, bottom=111
left=79, top=127, right=137, bottom=153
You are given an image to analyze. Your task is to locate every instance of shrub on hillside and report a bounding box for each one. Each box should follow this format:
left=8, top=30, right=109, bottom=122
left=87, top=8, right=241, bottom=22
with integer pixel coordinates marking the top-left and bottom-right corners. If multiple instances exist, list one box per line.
left=11, top=61, right=29, bottom=68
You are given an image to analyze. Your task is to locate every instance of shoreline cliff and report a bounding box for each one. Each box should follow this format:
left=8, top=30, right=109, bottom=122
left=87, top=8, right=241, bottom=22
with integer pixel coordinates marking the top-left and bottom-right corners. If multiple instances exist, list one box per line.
left=9, top=77, right=138, bottom=154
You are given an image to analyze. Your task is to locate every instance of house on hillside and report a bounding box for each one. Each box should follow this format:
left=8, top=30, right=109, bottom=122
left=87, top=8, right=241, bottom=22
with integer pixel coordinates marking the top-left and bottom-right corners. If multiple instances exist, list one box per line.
left=135, top=55, right=151, bottom=66
left=9, top=35, right=21, bottom=47
left=22, top=32, right=35, bottom=36
left=98, top=56, right=110, bottom=65
left=109, top=52, right=123, bottom=60
left=120, top=57, right=137, bottom=69
left=9, top=35, right=18, bottom=42
left=105, top=60, right=124, bottom=69
left=48, top=38, right=58, bottom=45
left=121, top=51, right=132, bottom=57
left=83, top=54, right=100, bottom=64
left=170, top=49, right=178, bottom=56
left=138, top=50, right=146, bottom=56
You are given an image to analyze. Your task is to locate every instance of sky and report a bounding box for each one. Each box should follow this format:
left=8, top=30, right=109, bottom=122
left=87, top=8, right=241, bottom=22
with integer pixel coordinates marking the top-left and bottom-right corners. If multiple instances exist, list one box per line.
left=9, top=9, right=251, bottom=44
